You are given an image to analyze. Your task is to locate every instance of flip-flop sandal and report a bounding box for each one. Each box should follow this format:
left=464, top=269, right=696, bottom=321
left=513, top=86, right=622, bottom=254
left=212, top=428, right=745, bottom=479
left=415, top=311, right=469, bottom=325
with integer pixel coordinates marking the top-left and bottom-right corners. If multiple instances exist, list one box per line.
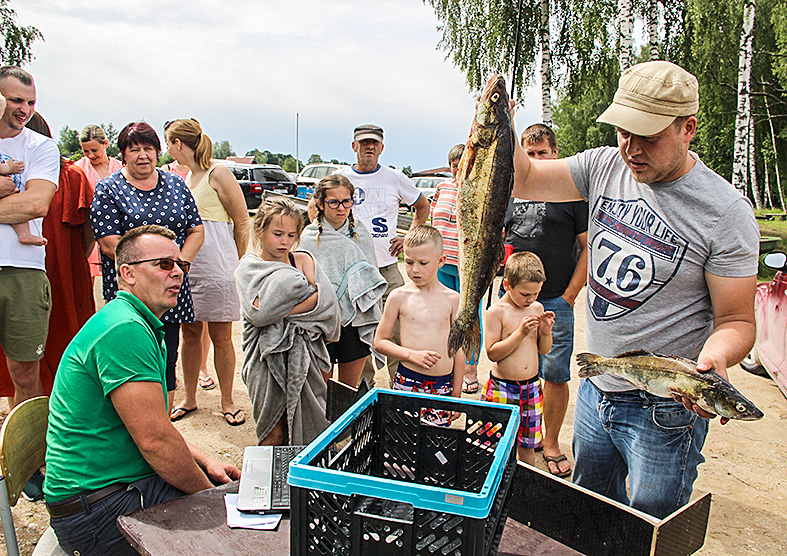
left=462, top=378, right=479, bottom=394
left=544, top=454, right=572, bottom=478
left=199, top=376, right=216, bottom=390
left=223, top=409, right=246, bottom=427
left=170, top=406, right=197, bottom=422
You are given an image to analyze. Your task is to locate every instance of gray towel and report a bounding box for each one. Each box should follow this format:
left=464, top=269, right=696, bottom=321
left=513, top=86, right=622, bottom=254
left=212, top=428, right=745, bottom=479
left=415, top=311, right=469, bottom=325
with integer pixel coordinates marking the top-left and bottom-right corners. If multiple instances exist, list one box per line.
left=235, top=252, right=340, bottom=445
left=300, top=220, right=386, bottom=367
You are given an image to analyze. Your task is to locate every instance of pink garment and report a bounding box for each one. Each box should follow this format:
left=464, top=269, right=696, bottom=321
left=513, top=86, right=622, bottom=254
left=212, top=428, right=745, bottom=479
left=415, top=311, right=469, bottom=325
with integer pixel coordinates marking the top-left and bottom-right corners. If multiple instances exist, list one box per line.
left=74, top=156, right=123, bottom=277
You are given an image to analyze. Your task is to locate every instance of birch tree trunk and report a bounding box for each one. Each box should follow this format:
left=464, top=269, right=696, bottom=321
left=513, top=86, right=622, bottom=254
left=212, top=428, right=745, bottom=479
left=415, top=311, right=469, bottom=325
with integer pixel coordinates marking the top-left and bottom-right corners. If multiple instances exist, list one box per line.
left=540, top=0, right=553, bottom=126
left=732, top=0, right=755, bottom=196
left=648, top=0, right=660, bottom=60
left=763, top=148, right=772, bottom=209
left=765, top=95, right=785, bottom=210
left=619, top=0, right=634, bottom=71
left=749, top=118, right=761, bottom=209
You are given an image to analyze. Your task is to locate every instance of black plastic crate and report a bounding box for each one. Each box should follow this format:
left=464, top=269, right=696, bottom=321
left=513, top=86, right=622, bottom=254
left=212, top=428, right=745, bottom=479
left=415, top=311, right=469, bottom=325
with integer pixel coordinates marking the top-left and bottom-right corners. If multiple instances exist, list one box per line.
left=289, top=389, right=519, bottom=556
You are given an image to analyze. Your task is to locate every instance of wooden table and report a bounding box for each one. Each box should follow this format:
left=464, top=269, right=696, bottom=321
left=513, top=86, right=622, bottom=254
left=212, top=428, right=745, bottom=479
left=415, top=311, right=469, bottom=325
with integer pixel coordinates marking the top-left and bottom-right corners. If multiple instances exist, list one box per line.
left=118, top=481, right=581, bottom=555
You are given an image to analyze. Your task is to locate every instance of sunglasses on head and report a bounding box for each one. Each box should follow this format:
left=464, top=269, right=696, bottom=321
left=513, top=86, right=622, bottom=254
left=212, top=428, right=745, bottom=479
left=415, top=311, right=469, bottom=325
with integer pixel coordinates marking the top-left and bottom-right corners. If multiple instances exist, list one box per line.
left=126, top=257, right=191, bottom=273
left=324, top=199, right=354, bottom=209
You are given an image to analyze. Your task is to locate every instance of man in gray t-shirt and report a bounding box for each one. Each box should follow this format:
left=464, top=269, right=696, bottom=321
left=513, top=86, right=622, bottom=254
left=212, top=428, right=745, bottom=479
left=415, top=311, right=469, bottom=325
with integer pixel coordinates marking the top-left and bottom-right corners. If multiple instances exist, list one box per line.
left=515, top=61, right=758, bottom=519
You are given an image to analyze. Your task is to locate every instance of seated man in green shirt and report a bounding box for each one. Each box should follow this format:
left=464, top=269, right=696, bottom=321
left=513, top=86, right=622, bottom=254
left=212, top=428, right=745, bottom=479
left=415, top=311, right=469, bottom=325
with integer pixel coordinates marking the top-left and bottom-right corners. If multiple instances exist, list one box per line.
left=44, top=224, right=241, bottom=556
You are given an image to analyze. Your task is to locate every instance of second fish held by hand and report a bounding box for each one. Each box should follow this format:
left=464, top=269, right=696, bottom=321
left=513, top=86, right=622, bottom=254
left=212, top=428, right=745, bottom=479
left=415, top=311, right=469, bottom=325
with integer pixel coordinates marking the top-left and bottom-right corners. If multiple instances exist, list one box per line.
left=576, top=350, right=764, bottom=421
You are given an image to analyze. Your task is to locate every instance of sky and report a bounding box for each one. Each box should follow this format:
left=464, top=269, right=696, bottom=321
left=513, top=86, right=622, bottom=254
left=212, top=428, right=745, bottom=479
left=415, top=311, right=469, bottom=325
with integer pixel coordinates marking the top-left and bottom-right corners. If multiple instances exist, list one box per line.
left=14, top=0, right=544, bottom=172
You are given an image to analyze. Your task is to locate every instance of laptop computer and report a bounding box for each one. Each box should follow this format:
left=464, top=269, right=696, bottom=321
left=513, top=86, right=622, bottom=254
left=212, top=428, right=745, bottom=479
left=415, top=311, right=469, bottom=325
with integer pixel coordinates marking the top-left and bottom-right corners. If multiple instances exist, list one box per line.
left=236, top=445, right=304, bottom=513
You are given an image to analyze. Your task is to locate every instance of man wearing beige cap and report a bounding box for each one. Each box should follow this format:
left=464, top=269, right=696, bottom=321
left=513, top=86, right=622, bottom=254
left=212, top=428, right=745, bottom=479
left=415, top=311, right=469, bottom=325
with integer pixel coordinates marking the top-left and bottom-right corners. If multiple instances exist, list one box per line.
left=336, top=124, right=430, bottom=385
left=515, top=61, right=759, bottom=518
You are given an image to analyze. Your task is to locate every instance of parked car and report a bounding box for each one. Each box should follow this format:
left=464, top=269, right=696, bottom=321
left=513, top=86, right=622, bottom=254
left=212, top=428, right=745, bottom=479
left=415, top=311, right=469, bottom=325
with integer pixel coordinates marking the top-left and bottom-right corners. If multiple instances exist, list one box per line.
left=223, top=162, right=296, bottom=209
left=408, top=175, right=450, bottom=205
left=295, top=163, right=350, bottom=187
left=741, top=250, right=787, bottom=399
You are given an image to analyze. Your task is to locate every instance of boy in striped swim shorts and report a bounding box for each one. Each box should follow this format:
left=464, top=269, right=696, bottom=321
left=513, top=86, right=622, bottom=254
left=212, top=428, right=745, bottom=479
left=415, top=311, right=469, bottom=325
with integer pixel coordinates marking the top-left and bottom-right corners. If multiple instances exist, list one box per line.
left=483, top=252, right=555, bottom=463
left=374, top=226, right=464, bottom=426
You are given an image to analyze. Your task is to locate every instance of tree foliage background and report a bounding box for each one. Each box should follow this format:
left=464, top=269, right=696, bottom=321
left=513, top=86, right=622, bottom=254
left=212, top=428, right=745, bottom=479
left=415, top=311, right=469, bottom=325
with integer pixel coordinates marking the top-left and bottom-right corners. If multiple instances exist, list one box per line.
left=426, top=0, right=787, bottom=208
left=0, top=0, right=42, bottom=66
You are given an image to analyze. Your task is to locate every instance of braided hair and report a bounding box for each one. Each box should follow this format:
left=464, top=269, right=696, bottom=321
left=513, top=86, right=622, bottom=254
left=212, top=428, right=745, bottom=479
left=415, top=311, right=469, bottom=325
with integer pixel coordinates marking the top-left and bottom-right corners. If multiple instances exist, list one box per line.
left=312, top=174, right=358, bottom=247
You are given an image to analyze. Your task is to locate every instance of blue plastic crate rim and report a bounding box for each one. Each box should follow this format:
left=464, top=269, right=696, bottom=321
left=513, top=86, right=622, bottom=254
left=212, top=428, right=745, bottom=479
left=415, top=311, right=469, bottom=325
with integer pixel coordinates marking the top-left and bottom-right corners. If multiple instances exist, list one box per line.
left=288, top=388, right=519, bottom=519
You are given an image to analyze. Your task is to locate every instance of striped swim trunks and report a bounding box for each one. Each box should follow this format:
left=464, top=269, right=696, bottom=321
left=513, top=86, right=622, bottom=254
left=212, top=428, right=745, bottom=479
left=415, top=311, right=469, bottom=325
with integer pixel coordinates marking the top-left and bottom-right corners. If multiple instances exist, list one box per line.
left=392, top=364, right=453, bottom=426
left=482, top=373, right=543, bottom=449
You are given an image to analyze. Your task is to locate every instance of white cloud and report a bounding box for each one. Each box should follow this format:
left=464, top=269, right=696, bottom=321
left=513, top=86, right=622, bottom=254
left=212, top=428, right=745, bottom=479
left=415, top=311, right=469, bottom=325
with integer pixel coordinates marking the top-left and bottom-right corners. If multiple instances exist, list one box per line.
left=15, top=0, right=542, bottom=170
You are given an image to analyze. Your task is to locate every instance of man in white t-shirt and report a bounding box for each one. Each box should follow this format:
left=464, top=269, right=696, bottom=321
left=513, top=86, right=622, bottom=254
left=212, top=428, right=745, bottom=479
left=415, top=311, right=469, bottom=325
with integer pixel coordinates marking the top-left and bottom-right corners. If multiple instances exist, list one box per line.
left=336, top=124, right=430, bottom=384
left=0, top=66, right=60, bottom=406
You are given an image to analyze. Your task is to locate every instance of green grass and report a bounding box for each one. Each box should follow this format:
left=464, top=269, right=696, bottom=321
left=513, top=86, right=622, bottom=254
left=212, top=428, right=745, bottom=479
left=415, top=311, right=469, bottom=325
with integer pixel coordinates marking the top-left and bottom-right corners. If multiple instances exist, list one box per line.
left=756, top=210, right=787, bottom=281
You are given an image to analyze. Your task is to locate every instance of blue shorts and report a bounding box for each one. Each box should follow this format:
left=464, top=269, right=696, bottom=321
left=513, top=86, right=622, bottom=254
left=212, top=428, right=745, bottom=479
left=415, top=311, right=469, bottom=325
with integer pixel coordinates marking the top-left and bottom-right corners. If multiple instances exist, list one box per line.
left=537, top=296, right=575, bottom=384
left=482, top=374, right=543, bottom=449
left=392, top=363, right=453, bottom=426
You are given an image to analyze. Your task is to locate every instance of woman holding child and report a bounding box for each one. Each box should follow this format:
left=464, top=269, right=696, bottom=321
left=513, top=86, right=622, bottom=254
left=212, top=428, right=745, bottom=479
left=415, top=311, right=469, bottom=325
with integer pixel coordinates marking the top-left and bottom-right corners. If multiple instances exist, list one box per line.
left=299, top=174, right=386, bottom=388
left=165, top=118, right=250, bottom=427
left=236, top=198, right=339, bottom=445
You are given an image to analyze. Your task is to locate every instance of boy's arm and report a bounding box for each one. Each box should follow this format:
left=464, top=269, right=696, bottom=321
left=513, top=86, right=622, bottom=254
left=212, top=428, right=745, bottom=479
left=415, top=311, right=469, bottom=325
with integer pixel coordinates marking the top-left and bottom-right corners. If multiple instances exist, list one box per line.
left=450, top=348, right=464, bottom=398
left=374, top=290, right=405, bottom=358
left=537, top=309, right=555, bottom=355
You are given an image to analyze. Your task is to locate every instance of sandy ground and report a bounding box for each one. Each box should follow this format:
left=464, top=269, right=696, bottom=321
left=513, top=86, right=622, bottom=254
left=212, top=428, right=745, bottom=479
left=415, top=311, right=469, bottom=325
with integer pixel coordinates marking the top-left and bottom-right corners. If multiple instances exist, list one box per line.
left=2, top=273, right=786, bottom=555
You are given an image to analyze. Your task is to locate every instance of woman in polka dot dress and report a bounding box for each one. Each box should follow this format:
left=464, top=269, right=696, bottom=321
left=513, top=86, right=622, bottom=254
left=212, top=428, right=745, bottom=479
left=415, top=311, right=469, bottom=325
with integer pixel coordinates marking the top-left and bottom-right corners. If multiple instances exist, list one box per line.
left=90, top=121, right=204, bottom=408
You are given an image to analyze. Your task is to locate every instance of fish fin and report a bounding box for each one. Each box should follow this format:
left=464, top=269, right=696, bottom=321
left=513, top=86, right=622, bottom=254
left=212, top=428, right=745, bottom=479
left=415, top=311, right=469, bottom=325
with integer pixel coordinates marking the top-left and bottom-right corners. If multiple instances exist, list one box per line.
left=614, top=349, right=652, bottom=358
left=448, top=318, right=481, bottom=360
left=576, top=353, right=604, bottom=378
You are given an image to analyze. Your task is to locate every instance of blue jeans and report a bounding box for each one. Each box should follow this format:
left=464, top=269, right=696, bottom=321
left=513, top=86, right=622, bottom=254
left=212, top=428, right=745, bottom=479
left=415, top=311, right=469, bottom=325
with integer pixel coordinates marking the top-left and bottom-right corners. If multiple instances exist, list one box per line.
left=537, top=297, right=574, bottom=383
left=572, top=379, right=708, bottom=519
left=437, top=264, right=482, bottom=365
left=50, top=475, right=184, bottom=556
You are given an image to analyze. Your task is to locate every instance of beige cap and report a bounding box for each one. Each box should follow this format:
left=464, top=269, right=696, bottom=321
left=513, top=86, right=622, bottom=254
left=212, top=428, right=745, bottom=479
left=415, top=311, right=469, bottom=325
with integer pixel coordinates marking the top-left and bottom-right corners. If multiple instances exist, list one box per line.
left=597, top=61, right=699, bottom=136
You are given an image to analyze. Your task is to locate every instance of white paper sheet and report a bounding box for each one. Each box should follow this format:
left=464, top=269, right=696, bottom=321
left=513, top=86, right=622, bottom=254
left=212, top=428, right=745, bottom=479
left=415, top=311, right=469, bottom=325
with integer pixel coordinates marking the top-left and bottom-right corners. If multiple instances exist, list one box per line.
left=224, top=493, right=283, bottom=530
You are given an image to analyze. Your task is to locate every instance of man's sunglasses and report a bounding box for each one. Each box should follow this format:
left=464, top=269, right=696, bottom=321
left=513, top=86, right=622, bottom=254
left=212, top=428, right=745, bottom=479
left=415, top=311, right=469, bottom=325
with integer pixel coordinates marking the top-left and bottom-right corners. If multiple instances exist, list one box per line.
left=324, top=199, right=354, bottom=209
left=126, top=257, right=191, bottom=273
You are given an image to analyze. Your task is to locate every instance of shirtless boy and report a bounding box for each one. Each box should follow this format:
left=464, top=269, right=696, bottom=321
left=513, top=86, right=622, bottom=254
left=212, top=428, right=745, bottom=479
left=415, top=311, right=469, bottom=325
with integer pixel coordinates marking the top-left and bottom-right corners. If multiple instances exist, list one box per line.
left=484, top=252, right=555, bottom=464
left=374, top=225, right=464, bottom=424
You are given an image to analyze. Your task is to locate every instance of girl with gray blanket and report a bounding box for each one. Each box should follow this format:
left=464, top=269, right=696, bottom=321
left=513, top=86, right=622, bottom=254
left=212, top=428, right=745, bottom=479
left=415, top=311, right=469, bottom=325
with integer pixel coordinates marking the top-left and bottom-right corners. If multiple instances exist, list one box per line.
left=235, top=198, right=340, bottom=446
left=300, top=175, right=387, bottom=388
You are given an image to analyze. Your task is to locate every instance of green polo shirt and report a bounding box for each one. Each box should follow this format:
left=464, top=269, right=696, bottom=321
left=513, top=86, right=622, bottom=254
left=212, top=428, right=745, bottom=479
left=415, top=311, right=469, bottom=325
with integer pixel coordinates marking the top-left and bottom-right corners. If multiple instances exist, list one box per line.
left=44, top=291, right=168, bottom=503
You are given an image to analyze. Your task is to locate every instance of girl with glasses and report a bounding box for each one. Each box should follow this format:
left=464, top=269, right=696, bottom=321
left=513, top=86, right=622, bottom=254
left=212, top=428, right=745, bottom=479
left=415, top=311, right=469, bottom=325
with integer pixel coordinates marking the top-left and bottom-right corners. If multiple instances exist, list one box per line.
left=300, top=175, right=386, bottom=388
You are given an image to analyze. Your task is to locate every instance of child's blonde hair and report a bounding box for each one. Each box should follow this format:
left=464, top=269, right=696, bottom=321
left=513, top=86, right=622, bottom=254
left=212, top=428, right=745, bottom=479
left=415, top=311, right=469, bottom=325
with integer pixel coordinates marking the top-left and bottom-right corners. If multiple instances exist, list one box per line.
left=252, top=197, right=305, bottom=250
left=504, top=251, right=545, bottom=288
left=404, top=225, right=443, bottom=253
left=312, top=174, right=357, bottom=246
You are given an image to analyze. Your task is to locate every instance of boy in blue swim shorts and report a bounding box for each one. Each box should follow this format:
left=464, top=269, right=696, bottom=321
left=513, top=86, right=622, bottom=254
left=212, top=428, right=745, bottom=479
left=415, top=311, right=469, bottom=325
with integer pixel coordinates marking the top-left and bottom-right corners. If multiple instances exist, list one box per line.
left=374, top=226, right=464, bottom=426
left=483, top=252, right=555, bottom=463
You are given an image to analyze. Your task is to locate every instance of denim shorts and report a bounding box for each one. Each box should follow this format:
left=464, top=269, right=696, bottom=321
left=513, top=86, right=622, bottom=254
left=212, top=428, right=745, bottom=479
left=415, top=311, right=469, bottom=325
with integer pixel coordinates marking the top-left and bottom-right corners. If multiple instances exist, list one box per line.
left=572, top=379, right=709, bottom=519
left=50, top=475, right=184, bottom=556
left=537, top=296, right=575, bottom=384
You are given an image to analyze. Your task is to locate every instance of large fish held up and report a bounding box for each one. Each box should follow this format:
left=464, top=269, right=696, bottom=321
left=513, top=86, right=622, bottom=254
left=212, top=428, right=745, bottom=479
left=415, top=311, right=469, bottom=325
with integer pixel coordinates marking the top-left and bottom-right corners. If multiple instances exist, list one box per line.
left=447, top=75, right=515, bottom=359
left=576, top=350, right=764, bottom=421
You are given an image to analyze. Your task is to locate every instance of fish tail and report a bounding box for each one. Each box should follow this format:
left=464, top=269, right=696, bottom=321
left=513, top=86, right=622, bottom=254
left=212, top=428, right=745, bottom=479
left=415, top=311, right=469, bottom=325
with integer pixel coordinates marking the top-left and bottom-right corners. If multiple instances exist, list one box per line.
left=576, top=352, right=605, bottom=378
left=448, top=317, right=481, bottom=359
